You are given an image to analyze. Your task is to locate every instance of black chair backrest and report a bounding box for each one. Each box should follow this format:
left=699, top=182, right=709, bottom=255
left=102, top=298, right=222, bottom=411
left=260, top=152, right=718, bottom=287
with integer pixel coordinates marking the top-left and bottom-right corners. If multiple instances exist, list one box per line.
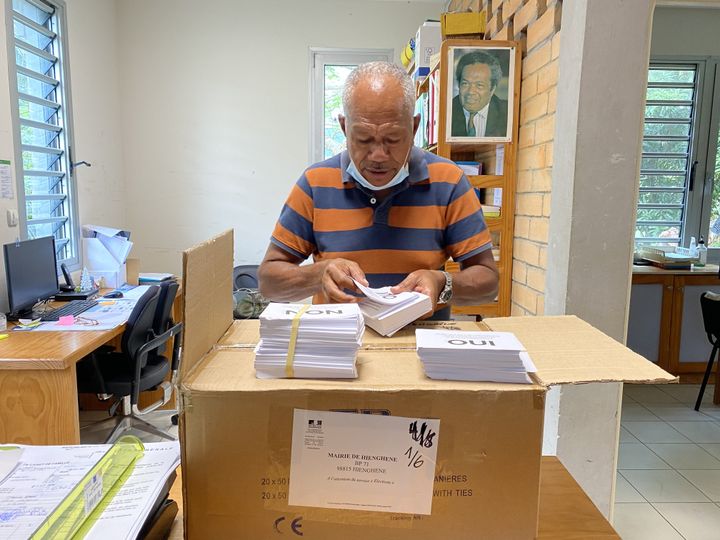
left=700, top=291, right=720, bottom=345
left=233, top=264, right=259, bottom=290
left=153, top=280, right=179, bottom=334
left=122, top=285, right=160, bottom=366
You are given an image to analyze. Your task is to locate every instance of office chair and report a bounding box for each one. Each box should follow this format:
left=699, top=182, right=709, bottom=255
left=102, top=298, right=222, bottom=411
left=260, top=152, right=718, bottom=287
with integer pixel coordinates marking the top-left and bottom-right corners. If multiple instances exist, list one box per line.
left=77, top=283, right=183, bottom=443
left=695, top=291, right=720, bottom=411
left=233, top=264, right=259, bottom=290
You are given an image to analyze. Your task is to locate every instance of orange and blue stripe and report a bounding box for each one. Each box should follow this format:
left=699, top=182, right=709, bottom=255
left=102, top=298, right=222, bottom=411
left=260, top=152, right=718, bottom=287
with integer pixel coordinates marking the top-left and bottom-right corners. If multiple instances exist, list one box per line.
left=271, top=146, right=492, bottom=290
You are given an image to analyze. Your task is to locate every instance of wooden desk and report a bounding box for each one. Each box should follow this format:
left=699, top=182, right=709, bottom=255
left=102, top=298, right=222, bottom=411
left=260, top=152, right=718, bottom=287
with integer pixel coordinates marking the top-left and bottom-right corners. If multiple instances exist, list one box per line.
left=0, top=324, right=123, bottom=445
left=166, top=457, right=618, bottom=539
left=0, top=285, right=182, bottom=445
left=630, top=265, right=720, bottom=399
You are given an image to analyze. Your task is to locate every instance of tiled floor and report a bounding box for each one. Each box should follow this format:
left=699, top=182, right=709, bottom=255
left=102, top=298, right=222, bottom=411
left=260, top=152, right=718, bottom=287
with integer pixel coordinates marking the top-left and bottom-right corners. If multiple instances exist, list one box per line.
left=615, top=383, right=720, bottom=540
left=79, top=409, right=179, bottom=444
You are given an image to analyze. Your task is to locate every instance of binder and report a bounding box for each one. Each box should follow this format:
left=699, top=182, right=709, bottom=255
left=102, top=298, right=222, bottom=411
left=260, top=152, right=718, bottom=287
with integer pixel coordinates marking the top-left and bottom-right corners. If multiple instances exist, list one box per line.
left=0, top=437, right=180, bottom=540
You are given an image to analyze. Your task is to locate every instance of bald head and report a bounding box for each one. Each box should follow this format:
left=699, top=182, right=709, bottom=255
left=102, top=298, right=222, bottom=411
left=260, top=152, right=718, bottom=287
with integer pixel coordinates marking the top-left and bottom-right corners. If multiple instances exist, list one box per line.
left=342, top=61, right=415, bottom=120
left=337, top=62, right=419, bottom=189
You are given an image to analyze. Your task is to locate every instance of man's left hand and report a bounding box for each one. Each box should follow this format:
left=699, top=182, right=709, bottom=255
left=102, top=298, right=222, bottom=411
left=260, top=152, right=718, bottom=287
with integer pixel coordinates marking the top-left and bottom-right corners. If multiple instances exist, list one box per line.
left=391, top=269, right=446, bottom=313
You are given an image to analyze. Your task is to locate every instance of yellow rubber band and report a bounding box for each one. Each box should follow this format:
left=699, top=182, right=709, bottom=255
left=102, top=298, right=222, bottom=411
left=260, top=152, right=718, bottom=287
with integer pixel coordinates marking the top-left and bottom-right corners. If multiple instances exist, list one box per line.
left=285, top=304, right=310, bottom=378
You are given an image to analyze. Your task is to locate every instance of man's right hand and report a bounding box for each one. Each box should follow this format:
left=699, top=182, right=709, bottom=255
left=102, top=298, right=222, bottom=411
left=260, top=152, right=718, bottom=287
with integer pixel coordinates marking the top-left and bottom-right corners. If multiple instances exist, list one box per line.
left=320, top=258, right=369, bottom=303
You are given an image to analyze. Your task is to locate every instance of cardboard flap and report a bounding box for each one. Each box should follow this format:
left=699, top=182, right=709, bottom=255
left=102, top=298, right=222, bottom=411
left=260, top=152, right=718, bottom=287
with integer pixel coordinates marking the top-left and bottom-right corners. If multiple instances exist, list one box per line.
left=181, top=230, right=234, bottom=379
left=484, top=315, right=678, bottom=386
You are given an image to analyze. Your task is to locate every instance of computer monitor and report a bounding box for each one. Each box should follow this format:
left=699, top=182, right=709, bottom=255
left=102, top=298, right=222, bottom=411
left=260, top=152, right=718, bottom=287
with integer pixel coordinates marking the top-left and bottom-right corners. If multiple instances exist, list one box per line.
left=4, top=237, right=60, bottom=316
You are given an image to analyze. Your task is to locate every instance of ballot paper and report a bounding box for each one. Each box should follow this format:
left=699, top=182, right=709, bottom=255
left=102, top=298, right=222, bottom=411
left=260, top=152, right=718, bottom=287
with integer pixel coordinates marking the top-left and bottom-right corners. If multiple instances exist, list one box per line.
left=289, top=409, right=440, bottom=515
left=254, top=303, right=364, bottom=379
left=352, top=279, right=432, bottom=336
left=0, top=441, right=179, bottom=540
left=415, top=329, right=537, bottom=383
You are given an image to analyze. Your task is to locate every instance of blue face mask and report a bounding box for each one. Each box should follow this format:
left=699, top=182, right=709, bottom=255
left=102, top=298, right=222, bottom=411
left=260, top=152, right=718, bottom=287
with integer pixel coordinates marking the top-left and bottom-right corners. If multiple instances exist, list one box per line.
left=347, top=153, right=410, bottom=192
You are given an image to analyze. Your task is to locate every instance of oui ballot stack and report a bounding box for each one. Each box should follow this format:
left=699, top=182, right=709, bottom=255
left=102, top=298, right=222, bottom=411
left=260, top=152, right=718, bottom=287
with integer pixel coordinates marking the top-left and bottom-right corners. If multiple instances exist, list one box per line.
left=415, top=329, right=537, bottom=383
left=254, top=303, right=364, bottom=379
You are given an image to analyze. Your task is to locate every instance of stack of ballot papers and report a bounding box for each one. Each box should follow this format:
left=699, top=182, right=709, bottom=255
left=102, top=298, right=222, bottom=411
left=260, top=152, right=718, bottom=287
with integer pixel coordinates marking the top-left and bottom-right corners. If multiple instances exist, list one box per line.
left=353, top=279, right=432, bottom=336
left=254, top=302, right=364, bottom=379
left=415, top=329, right=538, bottom=383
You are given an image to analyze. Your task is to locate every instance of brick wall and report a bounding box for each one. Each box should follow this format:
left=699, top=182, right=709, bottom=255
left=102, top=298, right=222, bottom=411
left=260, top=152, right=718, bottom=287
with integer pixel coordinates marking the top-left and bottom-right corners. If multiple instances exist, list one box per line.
left=482, top=0, right=562, bottom=316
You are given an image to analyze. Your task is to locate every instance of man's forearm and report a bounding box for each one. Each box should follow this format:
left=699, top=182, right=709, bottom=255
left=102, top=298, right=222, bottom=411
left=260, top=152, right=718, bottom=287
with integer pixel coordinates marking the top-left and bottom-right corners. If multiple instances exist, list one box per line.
left=450, top=265, right=499, bottom=306
left=258, top=260, right=324, bottom=302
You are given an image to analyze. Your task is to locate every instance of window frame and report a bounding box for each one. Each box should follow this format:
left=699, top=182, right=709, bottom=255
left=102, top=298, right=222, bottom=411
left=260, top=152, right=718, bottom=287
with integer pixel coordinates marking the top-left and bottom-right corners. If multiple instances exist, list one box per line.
left=636, top=56, right=720, bottom=258
left=309, top=47, right=394, bottom=165
left=5, top=0, right=82, bottom=271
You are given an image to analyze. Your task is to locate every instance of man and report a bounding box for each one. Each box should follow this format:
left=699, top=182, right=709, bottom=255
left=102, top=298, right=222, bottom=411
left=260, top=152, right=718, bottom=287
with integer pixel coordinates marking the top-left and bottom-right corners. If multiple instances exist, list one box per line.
left=258, top=62, right=498, bottom=318
left=451, top=51, right=508, bottom=138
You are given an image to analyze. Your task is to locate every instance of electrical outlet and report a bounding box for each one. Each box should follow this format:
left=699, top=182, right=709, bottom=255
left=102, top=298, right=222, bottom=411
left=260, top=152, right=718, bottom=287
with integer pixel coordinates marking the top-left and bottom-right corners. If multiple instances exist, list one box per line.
left=6, top=209, right=17, bottom=227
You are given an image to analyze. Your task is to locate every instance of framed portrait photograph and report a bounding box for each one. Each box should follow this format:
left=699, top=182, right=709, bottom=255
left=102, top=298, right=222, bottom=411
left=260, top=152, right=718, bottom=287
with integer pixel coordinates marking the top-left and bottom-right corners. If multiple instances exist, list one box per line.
left=446, top=45, right=515, bottom=143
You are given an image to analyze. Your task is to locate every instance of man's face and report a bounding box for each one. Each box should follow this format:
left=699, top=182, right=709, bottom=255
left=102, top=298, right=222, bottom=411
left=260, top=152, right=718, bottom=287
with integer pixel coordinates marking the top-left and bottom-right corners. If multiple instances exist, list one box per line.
left=458, top=63, right=495, bottom=114
left=339, top=79, right=419, bottom=188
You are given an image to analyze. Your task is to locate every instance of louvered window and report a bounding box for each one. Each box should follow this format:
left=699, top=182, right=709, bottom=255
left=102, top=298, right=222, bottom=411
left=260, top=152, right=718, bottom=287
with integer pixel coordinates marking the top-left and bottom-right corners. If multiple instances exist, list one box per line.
left=636, top=64, right=698, bottom=247
left=9, top=0, right=78, bottom=266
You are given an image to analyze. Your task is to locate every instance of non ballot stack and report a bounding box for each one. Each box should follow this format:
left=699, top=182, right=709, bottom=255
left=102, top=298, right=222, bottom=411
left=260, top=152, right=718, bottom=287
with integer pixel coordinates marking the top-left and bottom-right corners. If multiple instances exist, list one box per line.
left=254, top=302, right=364, bottom=379
left=415, top=329, right=537, bottom=383
left=353, top=279, right=432, bottom=336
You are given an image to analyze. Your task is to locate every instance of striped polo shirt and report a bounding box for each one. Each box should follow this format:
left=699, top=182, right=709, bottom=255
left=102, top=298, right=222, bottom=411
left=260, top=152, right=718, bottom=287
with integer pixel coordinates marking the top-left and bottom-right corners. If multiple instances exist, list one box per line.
left=271, top=146, right=492, bottom=294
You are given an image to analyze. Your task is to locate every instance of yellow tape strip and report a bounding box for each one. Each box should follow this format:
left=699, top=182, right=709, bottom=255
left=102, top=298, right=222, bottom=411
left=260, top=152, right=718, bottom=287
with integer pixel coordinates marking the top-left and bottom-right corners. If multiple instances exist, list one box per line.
left=285, top=304, right=310, bottom=378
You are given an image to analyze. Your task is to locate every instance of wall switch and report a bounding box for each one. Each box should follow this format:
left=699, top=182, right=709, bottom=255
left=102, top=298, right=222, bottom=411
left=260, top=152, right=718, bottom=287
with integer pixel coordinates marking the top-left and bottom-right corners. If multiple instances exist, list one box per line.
left=6, top=209, right=18, bottom=227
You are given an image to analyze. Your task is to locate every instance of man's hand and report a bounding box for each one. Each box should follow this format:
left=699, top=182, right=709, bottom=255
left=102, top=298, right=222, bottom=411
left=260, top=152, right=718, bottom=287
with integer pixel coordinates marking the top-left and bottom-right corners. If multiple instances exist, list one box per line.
left=391, top=269, right=445, bottom=313
left=320, top=258, right=369, bottom=303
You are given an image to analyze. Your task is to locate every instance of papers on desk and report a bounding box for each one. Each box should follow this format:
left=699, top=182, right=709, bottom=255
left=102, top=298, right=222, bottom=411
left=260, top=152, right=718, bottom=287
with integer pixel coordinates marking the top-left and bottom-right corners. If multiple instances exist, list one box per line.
left=21, top=286, right=151, bottom=332
left=254, top=302, right=364, bottom=379
left=80, top=442, right=179, bottom=540
left=415, top=329, right=537, bottom=383
left=353, top=279, right=432, bottom=337
left=0, top=440, right=180, bottom=540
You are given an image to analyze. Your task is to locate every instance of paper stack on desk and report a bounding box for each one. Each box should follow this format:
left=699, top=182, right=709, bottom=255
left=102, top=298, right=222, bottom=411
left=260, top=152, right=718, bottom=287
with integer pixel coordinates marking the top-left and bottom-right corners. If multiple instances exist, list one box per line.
left=0, top=439, right=180, bottom=540
left=254, top=302, right=364, bottom=379
left=415, top=329, right=537, bottom=383
left=353, top=279, right=432, bottom=337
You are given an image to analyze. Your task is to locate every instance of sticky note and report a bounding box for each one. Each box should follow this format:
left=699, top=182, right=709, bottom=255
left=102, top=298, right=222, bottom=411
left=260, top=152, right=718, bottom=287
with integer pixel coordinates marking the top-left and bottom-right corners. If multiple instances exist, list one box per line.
left=58, top=315, right=75, bottom=326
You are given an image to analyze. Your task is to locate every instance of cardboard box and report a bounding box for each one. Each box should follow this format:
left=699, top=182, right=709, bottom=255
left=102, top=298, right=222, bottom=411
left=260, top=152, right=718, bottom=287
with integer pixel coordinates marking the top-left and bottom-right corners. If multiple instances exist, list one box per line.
left=183, top=348, right=545, bottom=538
left=216, top=319, right=487, bottom=351
left=87, top=264, right=126, bottom=289
left=441, top=11, right=486, bottom=38
left=179, top=231, right=676, bottom=539
left=82, top=224, right=133, bottom=288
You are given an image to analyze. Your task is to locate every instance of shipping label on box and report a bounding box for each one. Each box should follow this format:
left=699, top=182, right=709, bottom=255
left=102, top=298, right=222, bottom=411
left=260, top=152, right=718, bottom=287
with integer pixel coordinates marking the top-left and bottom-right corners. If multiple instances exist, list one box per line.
left=289, top=409, right=439, bottom=515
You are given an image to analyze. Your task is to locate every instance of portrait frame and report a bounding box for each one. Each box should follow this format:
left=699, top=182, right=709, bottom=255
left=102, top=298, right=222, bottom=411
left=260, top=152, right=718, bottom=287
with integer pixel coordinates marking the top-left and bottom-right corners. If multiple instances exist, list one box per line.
left=445, top=44, right=515, bottom=143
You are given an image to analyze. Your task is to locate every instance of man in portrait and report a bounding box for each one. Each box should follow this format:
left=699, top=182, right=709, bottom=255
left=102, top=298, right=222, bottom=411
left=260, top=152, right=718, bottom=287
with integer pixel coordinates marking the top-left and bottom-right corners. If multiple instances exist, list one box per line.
left=451, top=50, right=508, bottom=138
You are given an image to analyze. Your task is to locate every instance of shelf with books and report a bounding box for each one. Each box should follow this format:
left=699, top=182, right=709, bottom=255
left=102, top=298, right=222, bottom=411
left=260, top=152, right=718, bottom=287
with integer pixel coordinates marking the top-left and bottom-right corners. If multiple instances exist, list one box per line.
left=413, top=37, right=520, bottom=319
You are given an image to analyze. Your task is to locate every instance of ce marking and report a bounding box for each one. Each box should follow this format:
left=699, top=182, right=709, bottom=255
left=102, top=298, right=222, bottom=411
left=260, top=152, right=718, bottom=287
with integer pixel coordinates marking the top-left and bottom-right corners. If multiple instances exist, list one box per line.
left=273, top=516, right=303, bottom=536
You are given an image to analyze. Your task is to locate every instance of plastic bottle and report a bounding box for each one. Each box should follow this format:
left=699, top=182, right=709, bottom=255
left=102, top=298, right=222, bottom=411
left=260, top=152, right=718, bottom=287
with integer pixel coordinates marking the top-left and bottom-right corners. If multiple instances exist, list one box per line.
left=689, top=236, right=698, bottom=257
left=697, top=236, right=708, bottom=267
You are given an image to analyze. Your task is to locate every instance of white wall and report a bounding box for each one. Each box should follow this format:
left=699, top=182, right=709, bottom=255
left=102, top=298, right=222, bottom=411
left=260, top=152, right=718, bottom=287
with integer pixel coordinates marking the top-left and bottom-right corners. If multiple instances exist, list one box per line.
left=115, top=0, right=444, bottom=274
left=652, top=6, right=720, bottom=55
left=65, top=0, right=126, bottom=229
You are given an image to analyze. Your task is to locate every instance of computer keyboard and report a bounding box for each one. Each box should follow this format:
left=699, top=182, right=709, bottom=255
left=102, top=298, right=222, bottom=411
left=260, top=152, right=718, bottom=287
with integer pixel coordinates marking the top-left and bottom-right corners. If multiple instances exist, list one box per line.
left=40, top=300, right=99, bottom=322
